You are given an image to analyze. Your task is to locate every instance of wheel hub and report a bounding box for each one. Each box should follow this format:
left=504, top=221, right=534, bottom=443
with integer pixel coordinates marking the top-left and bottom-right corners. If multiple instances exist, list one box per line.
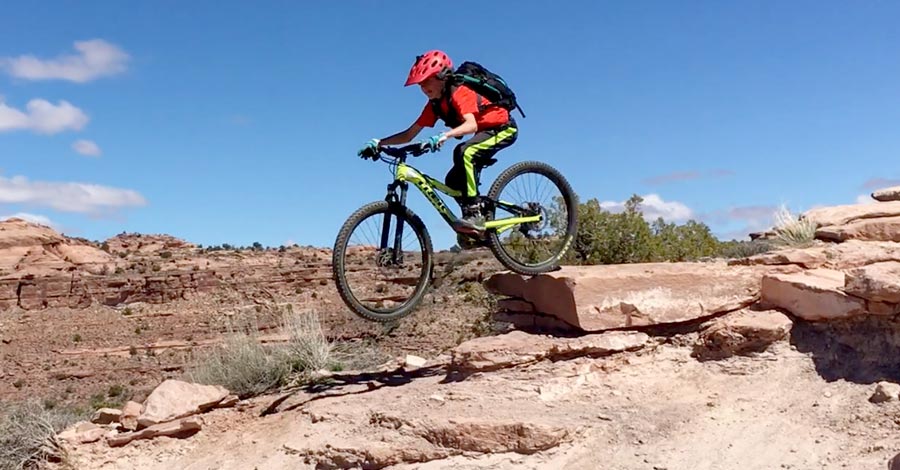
left=519, top=202, right=548, bottom=237
left=375, top=248, right=403, bottom=268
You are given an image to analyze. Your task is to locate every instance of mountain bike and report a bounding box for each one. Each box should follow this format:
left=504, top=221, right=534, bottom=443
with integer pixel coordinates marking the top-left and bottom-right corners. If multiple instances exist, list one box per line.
left=332, top=141, right=578, bottom=322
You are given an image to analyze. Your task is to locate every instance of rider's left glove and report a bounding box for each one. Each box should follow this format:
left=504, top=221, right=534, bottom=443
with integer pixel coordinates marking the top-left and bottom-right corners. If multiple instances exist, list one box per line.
left=358, top=138, right=380, bottom=159
left=422, top=133, right=447, bottom=152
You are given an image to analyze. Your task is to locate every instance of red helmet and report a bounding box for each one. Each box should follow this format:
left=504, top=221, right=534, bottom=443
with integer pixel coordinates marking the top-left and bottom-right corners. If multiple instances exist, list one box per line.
left=404, top=50, right=452, bottom=86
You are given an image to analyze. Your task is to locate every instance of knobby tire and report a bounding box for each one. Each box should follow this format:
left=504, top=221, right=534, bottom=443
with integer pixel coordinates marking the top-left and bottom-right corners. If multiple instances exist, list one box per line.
left=332, top=201, right=433, bottom=322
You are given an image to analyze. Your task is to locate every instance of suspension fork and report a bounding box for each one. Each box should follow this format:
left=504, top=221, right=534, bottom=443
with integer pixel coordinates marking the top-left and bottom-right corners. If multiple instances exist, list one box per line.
left=380, top=180, right=409, bottom=264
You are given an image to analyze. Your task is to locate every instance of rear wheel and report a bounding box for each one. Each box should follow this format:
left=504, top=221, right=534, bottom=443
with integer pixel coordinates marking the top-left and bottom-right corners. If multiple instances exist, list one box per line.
left=484, top=161, right=578, bottom=275
left=332, top=201, right=433, bottom=322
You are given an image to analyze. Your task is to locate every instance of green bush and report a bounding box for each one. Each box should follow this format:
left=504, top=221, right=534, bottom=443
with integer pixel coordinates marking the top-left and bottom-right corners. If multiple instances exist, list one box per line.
left=510, top=193, right=777, bottom=265
left=556, top=194, right=722, bottom=265
left=717, top=239, right=775, bottom=258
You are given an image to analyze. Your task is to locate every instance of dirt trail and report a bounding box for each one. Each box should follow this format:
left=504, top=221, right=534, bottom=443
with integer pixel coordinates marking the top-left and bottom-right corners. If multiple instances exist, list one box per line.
left=62, top=338, right=900, bottom=470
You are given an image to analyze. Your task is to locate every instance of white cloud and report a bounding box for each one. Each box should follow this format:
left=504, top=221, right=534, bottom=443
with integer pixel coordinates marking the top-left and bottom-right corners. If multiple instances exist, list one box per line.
left=0, top=175, right=145, bottom=214
left=599, top=193, right=694, bottom=222
left=0, top=97, right=88, bottom=134
left=0, top=212, right=54, bottom=228
left=855, top=194, right=874, bottom=205
left=700, top=205, right=778, bottom=241
left=72, top=139, right=102, bottom=157
left=2, top=39, right=129, bottom=83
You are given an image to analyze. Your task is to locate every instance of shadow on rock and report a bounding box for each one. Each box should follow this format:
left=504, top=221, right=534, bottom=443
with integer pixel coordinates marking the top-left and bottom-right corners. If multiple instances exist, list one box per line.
left=260, top=364, right=447, bottom=416
left=790, top=315, right=900, bottom=384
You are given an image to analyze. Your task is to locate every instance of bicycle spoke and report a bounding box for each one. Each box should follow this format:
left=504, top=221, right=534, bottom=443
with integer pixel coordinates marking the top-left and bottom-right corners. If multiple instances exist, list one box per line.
left=492, top=169, right=571, bottom=268
left=342, top=210, right=426, bottom=314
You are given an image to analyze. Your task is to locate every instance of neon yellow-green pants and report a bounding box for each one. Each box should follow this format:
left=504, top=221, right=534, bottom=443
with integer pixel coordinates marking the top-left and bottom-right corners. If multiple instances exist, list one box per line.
left=444, top=123, right=518, bottom=204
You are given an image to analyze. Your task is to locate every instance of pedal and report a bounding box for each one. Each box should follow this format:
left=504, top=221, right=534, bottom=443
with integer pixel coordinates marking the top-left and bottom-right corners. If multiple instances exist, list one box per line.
left=457, top=233, right=488, bottom=250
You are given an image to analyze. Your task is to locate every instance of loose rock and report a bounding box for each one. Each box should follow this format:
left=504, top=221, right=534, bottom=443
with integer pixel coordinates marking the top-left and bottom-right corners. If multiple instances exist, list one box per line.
left=137, top=379, right=229, bottom=428
left=91, top=408, right=122, bottom=425
left=869, top=381, right=900, bottom=403
left=694, top=309, right=793, bottom=359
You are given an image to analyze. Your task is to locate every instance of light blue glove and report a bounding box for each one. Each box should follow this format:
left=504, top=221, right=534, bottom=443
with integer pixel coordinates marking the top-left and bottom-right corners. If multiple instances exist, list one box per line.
left=422, top=133, right=446, bottom=152
left=358, top=138, right=380, bottom=158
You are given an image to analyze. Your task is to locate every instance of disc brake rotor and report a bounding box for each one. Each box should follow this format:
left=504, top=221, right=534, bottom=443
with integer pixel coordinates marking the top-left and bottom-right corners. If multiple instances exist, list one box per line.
left=375, top=248, right=403, bottom=268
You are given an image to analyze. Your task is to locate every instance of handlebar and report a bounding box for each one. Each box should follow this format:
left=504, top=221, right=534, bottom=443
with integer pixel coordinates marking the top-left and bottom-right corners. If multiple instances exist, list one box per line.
left=363, top=140, right=435, bottom=163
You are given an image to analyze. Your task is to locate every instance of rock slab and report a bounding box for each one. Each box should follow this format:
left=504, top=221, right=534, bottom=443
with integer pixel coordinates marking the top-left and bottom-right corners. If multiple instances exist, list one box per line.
left=761, top=269, right=866, bottom=321
left=107, top=417, right=202, bottom=447
left=872, top=185, right=900, bottom=202
left=485, top=263, right=767, bottom=331
left=451, top=330, right=648, bottom=372
left=802, top=201, right=900, bottom=227
left=844, top=262, right=900, bottom=304
left=816, top=216, right=900, bottom=243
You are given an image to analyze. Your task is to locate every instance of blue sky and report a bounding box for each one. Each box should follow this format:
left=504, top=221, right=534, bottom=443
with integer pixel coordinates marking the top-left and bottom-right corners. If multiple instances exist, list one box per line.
left=2, top=1, right=899, bottom=250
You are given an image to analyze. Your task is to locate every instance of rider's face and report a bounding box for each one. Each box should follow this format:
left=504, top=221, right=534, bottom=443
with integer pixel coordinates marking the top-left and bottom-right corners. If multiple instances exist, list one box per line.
left=419, top=76, right=443, bottom=100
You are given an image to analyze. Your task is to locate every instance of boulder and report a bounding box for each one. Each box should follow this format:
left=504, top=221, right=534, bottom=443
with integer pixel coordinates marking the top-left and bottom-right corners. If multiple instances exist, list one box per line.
left=91, top=408, right=122, bottom=425
left=485, top=263, right=767, bottom=331
left=694, top=309, right=793, bottom=359
left=761, top=269, right=866, bottom=321
left=844, top=262, right=900, bottom=304
left=137, top=379, right=229, bottom=428
left=816, top=216, right=900, bottom=243
left=872, top=186, right=900, bottom=202
left=451, top=330, right=648, bottom=372
left=801, top=201, right=900, bottom=227
left=404, top=354, right=427, bottom=370
left=119, top=401, right=142, bottom=431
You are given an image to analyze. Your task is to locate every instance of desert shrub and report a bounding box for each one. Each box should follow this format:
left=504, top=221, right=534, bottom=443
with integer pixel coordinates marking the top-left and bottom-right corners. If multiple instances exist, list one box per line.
left=457, top=281, right=502, bottom=342
left=188, top=331, right=290, bottom=399
left=772, top=204, right=817, bottom=248
left=189, top=307, right=345, bottom=397
left=280, top=309, right=333, bottom=373
left=717, top=239, right=776, bottom=258
left=0, top=401, right=83, bottom=470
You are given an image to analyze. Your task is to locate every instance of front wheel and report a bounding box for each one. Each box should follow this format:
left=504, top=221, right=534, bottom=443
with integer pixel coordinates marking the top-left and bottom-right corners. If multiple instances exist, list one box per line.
left=484, top=161, right=578, bottom=275
left=332, top=201, right=433, bottom=322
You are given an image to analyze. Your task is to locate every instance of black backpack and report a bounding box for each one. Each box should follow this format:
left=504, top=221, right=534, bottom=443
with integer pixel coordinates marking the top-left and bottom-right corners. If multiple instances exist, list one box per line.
left=430, top=61, right=526, bottom=128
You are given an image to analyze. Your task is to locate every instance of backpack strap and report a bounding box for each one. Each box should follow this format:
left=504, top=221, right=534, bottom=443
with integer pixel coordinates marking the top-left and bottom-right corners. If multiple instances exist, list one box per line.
left=429, top=80, right=464, bottom=128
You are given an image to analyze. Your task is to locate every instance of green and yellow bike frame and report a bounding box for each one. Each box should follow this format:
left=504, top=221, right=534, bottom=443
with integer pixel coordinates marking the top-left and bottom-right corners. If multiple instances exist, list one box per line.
left=389, top=161, right=542, bottom=234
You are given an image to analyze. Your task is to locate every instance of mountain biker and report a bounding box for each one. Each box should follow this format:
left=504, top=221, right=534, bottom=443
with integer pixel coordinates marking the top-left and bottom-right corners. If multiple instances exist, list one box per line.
left=357, top=49, right=519, bottom=238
